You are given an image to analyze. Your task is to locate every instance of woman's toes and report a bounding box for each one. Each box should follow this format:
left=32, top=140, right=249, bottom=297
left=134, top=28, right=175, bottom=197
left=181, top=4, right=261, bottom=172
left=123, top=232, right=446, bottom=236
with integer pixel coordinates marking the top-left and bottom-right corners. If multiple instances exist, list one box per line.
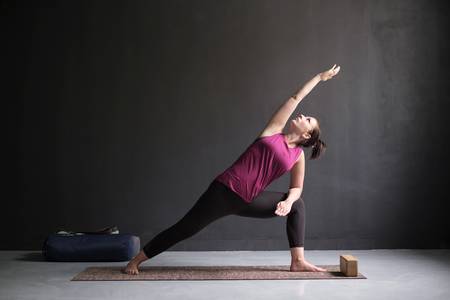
left=316, top=266, right=326, bottom=272
left=124, top=263, right=140, bottom=275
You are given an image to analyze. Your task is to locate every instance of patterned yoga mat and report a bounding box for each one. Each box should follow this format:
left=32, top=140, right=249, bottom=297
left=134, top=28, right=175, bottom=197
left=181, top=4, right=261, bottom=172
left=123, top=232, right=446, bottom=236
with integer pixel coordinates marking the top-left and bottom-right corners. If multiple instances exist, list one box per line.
left=72, top=265, right=367, bottom=281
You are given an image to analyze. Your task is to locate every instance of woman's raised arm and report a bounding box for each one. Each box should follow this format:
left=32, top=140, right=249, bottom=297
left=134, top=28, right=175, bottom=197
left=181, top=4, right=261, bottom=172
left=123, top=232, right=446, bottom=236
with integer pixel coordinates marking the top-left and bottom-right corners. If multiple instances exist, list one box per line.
left=259, top=65, right=341, bottom=136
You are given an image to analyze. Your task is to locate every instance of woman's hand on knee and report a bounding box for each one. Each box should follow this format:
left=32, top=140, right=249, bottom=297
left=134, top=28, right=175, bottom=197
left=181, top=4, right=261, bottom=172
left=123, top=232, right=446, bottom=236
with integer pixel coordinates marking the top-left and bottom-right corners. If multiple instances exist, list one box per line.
left=275, top=200, right=292, bottom=216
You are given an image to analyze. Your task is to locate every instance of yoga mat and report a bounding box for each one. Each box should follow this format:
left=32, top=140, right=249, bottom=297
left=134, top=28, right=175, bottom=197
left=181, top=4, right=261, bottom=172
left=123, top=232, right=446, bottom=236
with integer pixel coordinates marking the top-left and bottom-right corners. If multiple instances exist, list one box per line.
left=72, top=265, right=367, bottom=281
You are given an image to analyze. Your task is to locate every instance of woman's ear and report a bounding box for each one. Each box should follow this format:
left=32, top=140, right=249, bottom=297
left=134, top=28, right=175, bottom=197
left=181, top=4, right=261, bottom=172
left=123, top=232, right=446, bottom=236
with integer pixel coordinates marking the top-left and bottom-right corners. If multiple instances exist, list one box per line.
left=302, top=132, right=311, bottom=140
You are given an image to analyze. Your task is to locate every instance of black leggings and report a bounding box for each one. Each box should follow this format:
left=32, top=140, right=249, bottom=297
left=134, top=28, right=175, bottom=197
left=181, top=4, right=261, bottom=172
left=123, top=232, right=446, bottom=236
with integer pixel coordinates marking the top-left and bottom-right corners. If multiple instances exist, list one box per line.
left=143, top=180, right=305, bottom=259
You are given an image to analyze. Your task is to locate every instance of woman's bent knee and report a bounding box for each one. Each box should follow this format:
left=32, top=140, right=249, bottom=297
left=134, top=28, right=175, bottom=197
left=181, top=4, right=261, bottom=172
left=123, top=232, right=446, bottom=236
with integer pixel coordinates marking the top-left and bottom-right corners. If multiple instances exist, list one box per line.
left=289, top=198, right=305, bottom=215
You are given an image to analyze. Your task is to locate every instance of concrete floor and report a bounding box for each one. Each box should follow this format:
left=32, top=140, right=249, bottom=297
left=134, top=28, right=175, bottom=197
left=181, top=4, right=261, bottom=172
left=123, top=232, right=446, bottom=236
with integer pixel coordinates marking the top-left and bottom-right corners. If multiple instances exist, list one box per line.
left=0, top=250, right=449, bottom=300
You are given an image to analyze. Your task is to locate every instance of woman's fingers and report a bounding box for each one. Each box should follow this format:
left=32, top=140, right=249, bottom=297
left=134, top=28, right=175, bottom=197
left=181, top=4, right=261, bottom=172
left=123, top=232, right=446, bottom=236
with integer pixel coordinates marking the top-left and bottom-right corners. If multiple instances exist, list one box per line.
left=324, top=65, right=340, bottom=80
left=328, top=64, right=340, bottom=75
left=328, top=64, right=336, bottom=73
left=275, top=201, right=292, bottom=216
left=334, top=66, right=341, bottom=74
left=275, top=207, right=285, bottom=215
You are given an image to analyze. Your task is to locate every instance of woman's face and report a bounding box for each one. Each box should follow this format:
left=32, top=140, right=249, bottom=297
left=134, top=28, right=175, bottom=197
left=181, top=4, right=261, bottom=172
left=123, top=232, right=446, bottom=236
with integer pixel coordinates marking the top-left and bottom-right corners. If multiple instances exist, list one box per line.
left=289, top=114, right=318, bottom=140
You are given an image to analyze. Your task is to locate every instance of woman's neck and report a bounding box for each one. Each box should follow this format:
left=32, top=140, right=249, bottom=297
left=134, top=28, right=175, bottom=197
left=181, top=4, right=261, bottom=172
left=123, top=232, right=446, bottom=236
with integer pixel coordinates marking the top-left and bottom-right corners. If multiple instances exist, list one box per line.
left=284, top=132, right=302, bottom=148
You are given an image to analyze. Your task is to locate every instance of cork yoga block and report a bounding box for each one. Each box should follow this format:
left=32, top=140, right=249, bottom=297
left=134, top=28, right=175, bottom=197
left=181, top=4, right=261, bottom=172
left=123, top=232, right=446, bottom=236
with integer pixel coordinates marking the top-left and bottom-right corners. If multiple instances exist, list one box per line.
left=340, top=255, right=358, bottom=277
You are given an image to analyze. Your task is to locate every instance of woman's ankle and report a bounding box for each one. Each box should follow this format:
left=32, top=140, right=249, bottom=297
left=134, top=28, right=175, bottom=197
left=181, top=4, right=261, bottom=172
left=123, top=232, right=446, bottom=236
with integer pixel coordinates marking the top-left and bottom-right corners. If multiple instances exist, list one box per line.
left=133, top=251, right=149, bottom=263
left=289, top=246, right=305, bottom=262
left=140, top=250, right=149, bottom=259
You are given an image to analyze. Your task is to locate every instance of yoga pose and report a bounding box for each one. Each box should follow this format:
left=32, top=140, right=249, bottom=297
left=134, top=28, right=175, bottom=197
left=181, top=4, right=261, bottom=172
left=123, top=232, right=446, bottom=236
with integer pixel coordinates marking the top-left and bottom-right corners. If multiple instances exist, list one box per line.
left=124, top=64, right=341, bottom=275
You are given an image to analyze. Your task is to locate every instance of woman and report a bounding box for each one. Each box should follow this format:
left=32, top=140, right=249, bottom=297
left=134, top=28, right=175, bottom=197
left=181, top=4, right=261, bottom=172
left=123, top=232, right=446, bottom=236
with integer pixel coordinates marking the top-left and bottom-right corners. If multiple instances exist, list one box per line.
left=124, top=64, right=341, bottom=275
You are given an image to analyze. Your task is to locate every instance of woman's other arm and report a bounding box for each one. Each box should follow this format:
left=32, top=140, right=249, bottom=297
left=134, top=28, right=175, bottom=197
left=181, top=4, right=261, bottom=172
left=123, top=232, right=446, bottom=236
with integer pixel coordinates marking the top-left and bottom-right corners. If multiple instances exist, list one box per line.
left=286, top=151, right=305, bottom=204
left=274, top=151, right=305, bottom=216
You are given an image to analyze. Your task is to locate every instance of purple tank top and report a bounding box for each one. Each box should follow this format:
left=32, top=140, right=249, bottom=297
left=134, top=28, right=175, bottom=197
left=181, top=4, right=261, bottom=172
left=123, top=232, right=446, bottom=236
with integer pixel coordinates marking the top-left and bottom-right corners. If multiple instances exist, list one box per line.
left=215, top=133, right=303, bottom=203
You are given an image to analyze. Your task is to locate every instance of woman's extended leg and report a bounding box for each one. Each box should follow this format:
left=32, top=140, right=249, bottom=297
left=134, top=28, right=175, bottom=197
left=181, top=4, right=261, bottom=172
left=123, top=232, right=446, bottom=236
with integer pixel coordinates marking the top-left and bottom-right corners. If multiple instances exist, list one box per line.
left=234, top=191, right=325, bottom=272
left=142, top=181, right=245, bottom=259
left=124, top=180, right=247, bottom=274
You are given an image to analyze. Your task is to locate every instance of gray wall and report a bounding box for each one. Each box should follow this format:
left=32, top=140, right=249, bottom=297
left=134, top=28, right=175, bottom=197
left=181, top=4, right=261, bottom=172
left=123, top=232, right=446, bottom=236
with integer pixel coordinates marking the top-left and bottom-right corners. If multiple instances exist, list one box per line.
left=5, top=0, right=450, bottom=250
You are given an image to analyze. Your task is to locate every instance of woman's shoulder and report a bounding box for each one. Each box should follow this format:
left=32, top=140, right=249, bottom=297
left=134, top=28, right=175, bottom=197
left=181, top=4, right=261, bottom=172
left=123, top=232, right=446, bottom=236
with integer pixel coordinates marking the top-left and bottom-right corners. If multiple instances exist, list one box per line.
left=295, top=148, right=305, bottom=163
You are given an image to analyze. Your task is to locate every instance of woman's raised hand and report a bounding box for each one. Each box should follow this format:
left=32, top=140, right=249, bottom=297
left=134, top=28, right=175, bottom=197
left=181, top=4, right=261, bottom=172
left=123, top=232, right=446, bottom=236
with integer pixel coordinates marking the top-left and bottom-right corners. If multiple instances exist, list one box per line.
left=319, top=64, right=341, bottom=81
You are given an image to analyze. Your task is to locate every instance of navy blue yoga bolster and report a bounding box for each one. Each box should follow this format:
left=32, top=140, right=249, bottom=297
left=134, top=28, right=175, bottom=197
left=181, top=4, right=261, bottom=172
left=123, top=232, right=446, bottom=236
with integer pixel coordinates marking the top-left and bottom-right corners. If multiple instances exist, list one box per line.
left=42, top=234, right=140, bottom=262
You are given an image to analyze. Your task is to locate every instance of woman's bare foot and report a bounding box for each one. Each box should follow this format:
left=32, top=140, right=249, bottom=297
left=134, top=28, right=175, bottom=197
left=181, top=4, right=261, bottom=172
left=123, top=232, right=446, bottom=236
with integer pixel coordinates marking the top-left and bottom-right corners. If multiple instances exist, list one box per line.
left=123, top=251, right=149, bottom=275
left=124, top=260, right=140, bottom=275
left=290, top=259, right=327, bottom=272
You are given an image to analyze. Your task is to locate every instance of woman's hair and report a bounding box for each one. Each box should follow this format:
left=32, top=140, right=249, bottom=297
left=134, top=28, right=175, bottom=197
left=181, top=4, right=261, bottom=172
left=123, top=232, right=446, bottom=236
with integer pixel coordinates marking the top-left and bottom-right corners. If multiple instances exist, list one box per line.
left=298, top=122, right=326, bottom=160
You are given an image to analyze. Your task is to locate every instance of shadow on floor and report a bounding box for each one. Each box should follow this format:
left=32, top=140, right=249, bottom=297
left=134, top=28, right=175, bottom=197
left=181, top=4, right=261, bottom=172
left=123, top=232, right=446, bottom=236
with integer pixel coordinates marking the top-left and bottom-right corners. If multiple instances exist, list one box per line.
left=15, top=252, right=46, bottom=262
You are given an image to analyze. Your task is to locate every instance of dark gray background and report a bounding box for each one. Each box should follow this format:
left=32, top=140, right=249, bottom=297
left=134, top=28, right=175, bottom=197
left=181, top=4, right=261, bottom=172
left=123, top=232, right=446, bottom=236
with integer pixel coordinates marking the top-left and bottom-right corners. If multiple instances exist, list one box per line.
left=5, top=0, right=450, bottom=250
